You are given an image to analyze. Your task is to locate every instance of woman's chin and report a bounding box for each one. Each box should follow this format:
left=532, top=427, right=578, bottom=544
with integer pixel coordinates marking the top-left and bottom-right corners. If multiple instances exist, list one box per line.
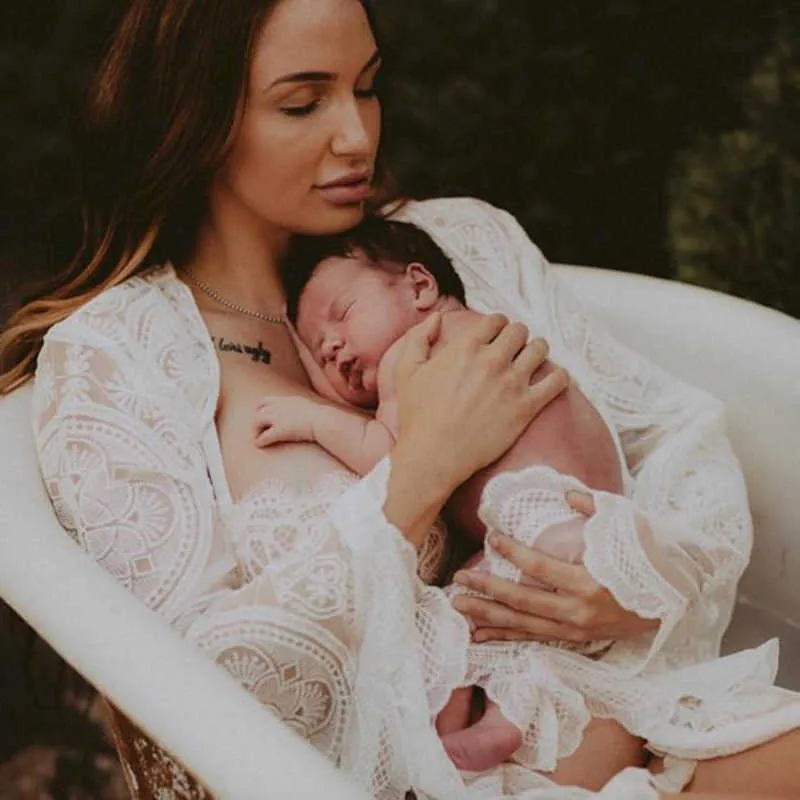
left=301, top=200, right=367, bottom=235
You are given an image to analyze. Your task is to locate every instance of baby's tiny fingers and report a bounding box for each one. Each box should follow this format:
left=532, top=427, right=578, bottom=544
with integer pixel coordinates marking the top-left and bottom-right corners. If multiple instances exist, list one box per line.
left=255, top=427, right=279, bottom=448
left=565, top=490, right=596, bottom=517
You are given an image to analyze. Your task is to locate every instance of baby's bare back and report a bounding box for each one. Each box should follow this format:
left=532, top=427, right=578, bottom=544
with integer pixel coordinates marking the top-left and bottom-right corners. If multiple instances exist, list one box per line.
left=431, top=309, right=624, bottom=542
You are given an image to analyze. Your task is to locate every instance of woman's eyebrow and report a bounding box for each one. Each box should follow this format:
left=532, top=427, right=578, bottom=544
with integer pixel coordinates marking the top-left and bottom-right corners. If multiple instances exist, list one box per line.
left=267, top=50, right=381, bottom=90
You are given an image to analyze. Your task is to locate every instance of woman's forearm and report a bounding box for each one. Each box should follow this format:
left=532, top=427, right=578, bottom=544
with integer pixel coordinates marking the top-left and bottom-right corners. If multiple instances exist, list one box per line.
left=384, top=440, right=454, bottom=549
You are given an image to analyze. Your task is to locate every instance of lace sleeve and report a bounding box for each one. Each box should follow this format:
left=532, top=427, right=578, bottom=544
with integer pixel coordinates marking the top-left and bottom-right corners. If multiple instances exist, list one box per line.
left=484, top=201, right=753, bottom=669
left=398, top=197, right=752, bottom=672
left=32, top=330, right=468, bottom=800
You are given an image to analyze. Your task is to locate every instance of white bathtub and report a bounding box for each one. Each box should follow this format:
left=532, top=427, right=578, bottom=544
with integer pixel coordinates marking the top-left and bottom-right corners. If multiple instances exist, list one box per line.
left=1, top=266, right=798, bottom=794
left=554, top=265, right=800, bottom=690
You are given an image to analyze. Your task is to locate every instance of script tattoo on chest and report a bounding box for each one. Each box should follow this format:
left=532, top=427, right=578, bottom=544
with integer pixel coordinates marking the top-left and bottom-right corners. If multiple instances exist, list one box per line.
left=211, top=336, right=272, bottom=365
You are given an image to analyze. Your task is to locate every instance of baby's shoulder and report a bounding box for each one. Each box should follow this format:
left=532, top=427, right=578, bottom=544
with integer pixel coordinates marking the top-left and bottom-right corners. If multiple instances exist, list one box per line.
left=435, top=307, right=486, bottom=349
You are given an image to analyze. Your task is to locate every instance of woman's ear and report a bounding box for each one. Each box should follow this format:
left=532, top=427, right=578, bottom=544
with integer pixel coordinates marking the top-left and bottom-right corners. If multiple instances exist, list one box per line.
left=405, top=262, right=440, bottom=311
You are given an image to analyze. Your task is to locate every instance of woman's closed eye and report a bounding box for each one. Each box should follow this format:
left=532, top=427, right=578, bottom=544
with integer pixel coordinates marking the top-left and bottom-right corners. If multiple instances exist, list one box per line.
left=279, top=69, right=381, bottom=118
left=281, top=100, right=321, bottom=118
left=354, top=77, right=379, bottom=99
left=355, top=62, right=382, bottom=100
left=280, top=87, right=324, bottom=118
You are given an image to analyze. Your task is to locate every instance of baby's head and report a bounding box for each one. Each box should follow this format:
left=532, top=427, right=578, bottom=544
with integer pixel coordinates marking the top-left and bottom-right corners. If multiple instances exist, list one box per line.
left=282, top=217, right=466, bottom=407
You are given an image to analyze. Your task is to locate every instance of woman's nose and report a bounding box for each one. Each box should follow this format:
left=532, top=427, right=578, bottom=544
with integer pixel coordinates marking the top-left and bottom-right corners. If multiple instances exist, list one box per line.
left=330, top=98, right=373, bottom=158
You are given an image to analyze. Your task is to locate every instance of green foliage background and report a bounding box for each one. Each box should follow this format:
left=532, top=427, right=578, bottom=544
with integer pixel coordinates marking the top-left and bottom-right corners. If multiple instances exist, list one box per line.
left=2, top=1, right=798, bottom=319
left=669, top=15, right=800, bottom=316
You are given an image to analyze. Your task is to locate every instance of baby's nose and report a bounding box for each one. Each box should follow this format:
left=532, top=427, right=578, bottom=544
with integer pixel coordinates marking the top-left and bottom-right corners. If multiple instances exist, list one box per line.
left=321, top=337, right=343, bottom=363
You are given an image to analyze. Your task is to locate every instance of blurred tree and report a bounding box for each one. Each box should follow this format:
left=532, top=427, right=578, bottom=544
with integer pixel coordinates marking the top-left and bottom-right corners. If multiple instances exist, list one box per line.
left=0, top=0, right=788, bottom=293
left=375, top=0, right=784, bottom=275
left=0, top=1, right=123, bottom=316
left=669, top=14, right=800, bottom=318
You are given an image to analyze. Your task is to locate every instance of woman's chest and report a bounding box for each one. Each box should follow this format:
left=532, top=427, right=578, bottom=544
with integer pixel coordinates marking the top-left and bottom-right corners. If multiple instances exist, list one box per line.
left=206, top=315, right=347, bottom=501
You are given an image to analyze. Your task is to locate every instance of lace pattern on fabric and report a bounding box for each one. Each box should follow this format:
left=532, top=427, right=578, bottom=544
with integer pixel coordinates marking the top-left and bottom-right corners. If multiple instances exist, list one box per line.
left=32, top=197, right=800, bottom=799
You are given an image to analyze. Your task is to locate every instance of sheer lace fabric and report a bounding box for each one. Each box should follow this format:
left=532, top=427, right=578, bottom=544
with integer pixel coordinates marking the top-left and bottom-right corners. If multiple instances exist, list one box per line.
left=32, top=197, right=800, bottom=799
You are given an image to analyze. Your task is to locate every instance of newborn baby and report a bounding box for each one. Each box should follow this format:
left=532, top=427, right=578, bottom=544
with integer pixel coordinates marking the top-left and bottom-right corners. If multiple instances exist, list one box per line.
left=260, top=218, right=624, bottom=772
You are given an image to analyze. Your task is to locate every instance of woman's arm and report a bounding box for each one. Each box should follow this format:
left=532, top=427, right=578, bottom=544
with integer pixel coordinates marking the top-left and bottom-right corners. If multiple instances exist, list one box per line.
left=32, top=296, right=567, bottom=797
left=398, top=198, right=752, bottom=666
left=31, top=327, right=463, bottom=795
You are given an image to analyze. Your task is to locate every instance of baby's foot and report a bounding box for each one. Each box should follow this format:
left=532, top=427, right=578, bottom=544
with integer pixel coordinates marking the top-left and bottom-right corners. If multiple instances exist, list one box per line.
left=436, top=686, right=474, bottom=736
left=440, top=701, right=522, bottom=772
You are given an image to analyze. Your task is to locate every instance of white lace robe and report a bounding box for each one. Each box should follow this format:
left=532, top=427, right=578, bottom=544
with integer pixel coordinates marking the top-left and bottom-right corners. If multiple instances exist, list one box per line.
left=32, top=197, right=800, bottom=799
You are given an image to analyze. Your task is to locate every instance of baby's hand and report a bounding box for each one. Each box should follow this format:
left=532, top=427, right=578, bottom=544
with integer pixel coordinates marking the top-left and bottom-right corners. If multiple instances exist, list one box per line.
left=253, top=396, right=319, bottom=447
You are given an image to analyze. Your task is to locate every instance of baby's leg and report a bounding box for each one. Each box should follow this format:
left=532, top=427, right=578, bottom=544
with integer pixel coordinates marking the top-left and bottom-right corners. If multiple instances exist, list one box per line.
left=439, top=696, right=523, bottom=772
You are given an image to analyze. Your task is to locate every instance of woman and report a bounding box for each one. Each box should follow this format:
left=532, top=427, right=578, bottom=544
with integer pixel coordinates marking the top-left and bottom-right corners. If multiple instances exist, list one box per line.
left=1, top=0, right=799, bottom=797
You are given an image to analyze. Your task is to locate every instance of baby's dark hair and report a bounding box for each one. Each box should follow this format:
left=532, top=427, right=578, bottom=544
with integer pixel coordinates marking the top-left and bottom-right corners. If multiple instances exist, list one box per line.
left=281, top=217, right=466, bottom=324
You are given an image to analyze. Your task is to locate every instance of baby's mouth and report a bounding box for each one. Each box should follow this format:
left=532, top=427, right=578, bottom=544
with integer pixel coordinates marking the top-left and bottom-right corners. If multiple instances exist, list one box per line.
left=339, top=357, right=363, bottom=391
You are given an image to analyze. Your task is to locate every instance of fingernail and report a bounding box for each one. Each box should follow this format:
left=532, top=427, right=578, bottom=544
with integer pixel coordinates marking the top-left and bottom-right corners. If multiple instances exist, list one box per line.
left=465, top=615, right=476, bottom=633
left=487, top=533, right=500, bottom=547
left=453, top=571, right=469, bottom=585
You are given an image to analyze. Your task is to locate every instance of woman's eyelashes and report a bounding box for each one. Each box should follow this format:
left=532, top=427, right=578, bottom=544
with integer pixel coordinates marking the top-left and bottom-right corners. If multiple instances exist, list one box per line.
left=354, top=83, right=378, bottom=99
left=280, top=93, right=323, bottom=117
left=279, top=76, right=380, bottom=118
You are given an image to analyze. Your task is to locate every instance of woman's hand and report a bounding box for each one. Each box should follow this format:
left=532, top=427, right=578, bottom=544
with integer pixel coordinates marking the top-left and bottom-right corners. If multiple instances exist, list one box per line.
left=384, top=312, right=568, bottom=548
left=451, top=492, right=659, bottom=643
left=393, top=312, right=568, bottom=491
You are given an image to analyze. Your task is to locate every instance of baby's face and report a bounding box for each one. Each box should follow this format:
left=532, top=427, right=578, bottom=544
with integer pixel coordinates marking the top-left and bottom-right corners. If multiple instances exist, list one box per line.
left=296, top=253, right=421, bottom=407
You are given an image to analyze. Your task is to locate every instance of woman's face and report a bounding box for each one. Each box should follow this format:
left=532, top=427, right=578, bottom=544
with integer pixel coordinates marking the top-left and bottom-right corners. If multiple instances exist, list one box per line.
left=214, top=0, right=382, bottom=236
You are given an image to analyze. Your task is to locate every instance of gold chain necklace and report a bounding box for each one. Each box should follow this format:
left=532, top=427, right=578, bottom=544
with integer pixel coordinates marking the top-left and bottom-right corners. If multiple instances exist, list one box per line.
left=183, top=269, right=285, bottom=325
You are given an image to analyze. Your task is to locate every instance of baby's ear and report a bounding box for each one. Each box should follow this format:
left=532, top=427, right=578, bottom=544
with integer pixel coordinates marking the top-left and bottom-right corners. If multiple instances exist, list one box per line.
left=406, top=262, right=439, bottom=311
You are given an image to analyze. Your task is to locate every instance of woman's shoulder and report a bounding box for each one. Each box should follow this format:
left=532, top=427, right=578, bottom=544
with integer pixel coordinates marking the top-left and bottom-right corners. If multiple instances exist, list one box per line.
left=44, top=264, right=183, bottom=347
left=391, top=195, right=507, bottom=228
left=391, top=195, right=538, bottom=264
left=37, top=264, right=216, bottom=421
left=391, top=197, right=545, bottom=298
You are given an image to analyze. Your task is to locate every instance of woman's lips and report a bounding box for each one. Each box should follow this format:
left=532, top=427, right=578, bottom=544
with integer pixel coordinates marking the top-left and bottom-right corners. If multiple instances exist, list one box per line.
left=316, top=177, right=373, bottom=205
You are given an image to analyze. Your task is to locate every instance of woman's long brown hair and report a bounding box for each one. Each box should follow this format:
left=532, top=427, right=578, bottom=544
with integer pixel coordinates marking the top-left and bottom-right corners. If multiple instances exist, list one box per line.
left=0, top=0, right=391, bottom=394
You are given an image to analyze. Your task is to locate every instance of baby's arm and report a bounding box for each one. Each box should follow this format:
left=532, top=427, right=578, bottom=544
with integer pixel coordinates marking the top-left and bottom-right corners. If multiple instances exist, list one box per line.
left=254, top=396, right=395, bottom=476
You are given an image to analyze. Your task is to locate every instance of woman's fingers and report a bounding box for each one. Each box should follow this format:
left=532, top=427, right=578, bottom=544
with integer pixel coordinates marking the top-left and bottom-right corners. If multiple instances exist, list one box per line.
left=510, top=337, right=550, bottom=379
left=525, top=367, right=569, bottom=412
left=451, top=595, right=587, bottom=642
left=394, top=312, right=442, bottom=381
left=486, top=533, right=593, bottom=596
left=470, top=628, right=541, bottom=644
left=482, top=320, right=530, bottom=363
left=453, top=570, right=568, bottom=620
left=466, top=312, right=510, bottom=347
